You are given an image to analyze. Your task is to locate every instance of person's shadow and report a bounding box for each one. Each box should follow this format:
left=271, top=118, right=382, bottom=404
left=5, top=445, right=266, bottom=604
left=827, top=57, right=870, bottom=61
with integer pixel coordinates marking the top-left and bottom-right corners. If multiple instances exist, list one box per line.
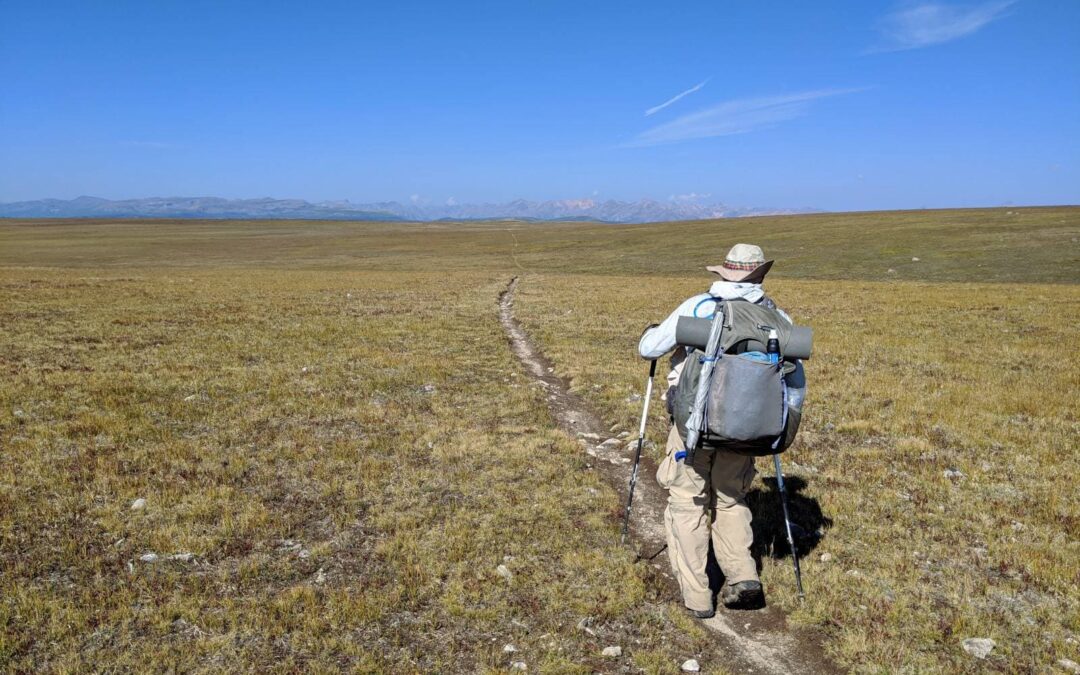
left=705, top=473, right=832, bottom=605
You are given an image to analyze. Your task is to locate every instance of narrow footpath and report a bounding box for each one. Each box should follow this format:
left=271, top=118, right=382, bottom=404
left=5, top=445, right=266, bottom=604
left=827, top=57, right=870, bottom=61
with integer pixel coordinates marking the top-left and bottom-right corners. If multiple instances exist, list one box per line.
left=499, top=276, right=838, bottom=675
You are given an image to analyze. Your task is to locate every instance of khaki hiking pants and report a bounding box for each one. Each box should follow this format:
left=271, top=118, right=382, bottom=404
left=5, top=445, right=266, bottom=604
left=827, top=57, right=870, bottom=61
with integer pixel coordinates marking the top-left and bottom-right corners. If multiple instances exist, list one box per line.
left=656, top=426, right=758, bottom=611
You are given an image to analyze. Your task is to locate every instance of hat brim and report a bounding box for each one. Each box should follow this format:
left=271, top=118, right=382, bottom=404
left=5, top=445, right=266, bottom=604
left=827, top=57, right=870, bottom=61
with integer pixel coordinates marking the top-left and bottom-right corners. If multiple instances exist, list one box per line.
left=706, top=259, right=773, bottom=283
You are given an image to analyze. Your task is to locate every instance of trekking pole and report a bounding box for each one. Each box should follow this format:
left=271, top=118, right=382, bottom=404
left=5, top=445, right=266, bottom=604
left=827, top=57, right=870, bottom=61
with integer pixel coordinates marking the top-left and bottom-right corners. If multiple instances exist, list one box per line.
left=621, top=359, right=657, bottom=545
left=680, top=302, right=726, bottom=465
left=772, top=453, right=805, bottom=599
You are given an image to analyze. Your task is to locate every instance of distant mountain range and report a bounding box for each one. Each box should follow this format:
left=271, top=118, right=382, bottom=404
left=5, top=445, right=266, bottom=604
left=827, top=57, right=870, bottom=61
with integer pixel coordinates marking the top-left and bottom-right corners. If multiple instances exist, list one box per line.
left=0, top=195, right=817, bottom=224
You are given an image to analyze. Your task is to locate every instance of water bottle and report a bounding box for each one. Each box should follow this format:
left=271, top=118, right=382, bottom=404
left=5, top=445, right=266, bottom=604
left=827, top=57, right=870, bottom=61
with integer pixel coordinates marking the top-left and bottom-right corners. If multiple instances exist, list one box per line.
left=766, top=329, right=781, bottom=366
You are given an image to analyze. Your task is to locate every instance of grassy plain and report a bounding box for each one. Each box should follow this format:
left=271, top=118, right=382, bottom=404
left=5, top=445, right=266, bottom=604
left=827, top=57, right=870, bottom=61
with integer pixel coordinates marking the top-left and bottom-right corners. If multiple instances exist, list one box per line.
left=1, top=206, right=1078, bottom=672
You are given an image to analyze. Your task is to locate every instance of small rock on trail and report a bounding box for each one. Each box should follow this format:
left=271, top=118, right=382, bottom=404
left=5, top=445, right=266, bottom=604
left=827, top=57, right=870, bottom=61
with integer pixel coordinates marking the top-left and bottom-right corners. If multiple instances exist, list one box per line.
left=602, top=646, right=622, bottom=657
left=681, top=658, right=701, bottom=672
left=130, top=498, right=146, bottom=510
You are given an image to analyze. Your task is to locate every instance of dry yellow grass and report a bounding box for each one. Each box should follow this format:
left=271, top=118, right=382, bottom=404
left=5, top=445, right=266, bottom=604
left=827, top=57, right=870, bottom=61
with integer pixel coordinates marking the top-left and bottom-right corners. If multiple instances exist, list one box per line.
left=1, top=206, right=1077, bottom=672
left=0, top=269, right=730, bottom=672
left=514, top=273, right=1080, bottom=671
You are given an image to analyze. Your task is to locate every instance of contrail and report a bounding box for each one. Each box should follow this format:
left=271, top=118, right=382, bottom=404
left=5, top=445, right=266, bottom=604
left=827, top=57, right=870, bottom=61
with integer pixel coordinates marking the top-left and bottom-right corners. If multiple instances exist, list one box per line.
left=645, top=79, right=709, bottom=116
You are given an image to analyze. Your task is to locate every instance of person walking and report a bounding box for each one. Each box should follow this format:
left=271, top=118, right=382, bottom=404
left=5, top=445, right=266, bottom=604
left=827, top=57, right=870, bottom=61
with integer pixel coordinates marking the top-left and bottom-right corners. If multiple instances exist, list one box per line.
left=638, top=243, right=798, bottom=616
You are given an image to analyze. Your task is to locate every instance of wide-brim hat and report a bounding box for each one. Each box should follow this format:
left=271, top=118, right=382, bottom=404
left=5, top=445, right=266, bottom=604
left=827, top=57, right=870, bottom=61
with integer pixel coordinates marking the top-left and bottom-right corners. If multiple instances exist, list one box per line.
left=706, top=243, right=774, bottom=283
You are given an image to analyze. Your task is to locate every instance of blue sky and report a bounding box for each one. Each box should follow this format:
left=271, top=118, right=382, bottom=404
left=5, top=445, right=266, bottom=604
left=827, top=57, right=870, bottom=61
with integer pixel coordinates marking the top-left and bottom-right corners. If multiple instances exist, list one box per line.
left=1, top=0, right=1077, bottom=211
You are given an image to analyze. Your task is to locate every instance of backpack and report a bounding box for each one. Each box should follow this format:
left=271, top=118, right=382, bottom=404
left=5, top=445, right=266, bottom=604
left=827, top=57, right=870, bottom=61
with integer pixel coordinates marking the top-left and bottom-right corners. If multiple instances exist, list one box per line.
left=669, top=297, right=804, bottom=456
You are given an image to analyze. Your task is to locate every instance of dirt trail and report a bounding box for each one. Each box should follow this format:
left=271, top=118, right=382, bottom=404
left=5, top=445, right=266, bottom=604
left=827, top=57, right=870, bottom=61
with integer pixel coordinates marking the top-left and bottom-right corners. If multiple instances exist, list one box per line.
left=499, top=276, right=839, bottom=675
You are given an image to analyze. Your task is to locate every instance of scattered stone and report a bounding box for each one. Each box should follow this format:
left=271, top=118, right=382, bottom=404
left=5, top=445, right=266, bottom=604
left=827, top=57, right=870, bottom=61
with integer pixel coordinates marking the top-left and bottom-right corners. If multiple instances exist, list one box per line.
left=626, top=394, right=642, bottom=403
left=944, top=468, right=965, bottom=480
left=167, top=552, right=194, bottom=562
left=887, top=268, right=896, bottom=274
left=419, top=384, right=436, bottom=394
left=298, top=549, right=311, bottom=559
left=171, top=617, right=206, bottom=637
left=510, top=661, right=527, bottom=671
left=602, top=646, right=622, bottom=658
left=1057, top=658, right=1080, bottom=673
left=130, top=498, right=146, bottom=511
left=139, top=553, right=160, bottom=564
left=301, top=366, right=309, bottom=373
left=577, top=432, right=601, bottom=441
left=13, top=408, right=25, bottom=419
left=315, top=568, right=327, bottom=584
left=846, top=569, right=861, bottom=577
left=681, top=658, right=701, bottom=672
left=911, top=257, right=921, bottom=262
left=609, top=424, right=621, bottom=433
left=576, top=617, right=596, bottom=636
left=617, top=431, right=630, bottom=439
left=496, top=564, right=513, bottom=582
left=961, top=637, right=996, bottom=659
left=819, top=552, right=833, bottom=563
left=503, top=644, right=517, bottom=654
left=183, top=394, right=198, bottom=402
left=600, top=438, right=622, bottom=448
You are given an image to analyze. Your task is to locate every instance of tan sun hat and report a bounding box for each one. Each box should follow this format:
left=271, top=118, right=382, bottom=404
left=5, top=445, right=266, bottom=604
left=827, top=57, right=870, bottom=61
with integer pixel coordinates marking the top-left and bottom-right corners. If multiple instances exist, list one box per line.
left=706, top=243, right=774, bottom=283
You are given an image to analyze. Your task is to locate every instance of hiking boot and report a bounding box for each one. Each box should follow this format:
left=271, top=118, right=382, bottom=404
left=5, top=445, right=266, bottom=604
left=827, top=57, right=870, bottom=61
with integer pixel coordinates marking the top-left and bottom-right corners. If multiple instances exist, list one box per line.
left=721, top=580, right=765, bottom=609
left=686, top=606, right=715, bottom=619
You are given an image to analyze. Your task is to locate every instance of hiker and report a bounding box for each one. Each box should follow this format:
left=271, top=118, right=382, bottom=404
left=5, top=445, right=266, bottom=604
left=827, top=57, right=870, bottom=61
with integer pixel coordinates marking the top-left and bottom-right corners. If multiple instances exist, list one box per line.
left=638, top=243, right=803, bottom=616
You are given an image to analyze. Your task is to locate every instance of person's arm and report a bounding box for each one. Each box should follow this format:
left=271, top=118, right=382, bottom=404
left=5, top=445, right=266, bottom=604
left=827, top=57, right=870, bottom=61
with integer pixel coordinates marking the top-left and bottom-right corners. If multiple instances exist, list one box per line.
left=638, top=295, right=705, bottom=359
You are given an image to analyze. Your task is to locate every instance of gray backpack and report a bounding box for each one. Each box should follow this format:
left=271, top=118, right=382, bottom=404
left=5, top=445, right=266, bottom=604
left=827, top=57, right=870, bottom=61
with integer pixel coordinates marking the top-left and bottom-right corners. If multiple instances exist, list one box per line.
left=669, top=298, right=803, bottom=456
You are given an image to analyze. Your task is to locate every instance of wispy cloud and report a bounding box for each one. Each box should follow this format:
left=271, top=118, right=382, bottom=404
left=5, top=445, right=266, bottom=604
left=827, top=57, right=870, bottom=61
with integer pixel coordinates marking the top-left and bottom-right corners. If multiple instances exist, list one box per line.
left=627, top=88, right=863, bottom=147
left=874, top=1, right=1016, bottom=52
left=645, top=79, right=709, bottom=116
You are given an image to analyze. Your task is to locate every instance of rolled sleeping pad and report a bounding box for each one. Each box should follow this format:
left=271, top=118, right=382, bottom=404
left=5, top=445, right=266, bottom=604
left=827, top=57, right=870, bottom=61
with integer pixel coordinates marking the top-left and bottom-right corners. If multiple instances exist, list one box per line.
left=675, top=316, right=813, bottom=359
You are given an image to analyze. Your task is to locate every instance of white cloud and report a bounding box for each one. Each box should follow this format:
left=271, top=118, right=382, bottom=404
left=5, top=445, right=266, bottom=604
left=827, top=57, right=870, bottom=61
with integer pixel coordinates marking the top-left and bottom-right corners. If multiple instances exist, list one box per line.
left=875, top=1, right=1016, bottom=52
left=645, top=79, right=709, bottom=116
left=627, top=88, right=863, bottom=147
left=410, top=194, right=421, bottom=204
left=445, top=196, right=457, bottom=206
